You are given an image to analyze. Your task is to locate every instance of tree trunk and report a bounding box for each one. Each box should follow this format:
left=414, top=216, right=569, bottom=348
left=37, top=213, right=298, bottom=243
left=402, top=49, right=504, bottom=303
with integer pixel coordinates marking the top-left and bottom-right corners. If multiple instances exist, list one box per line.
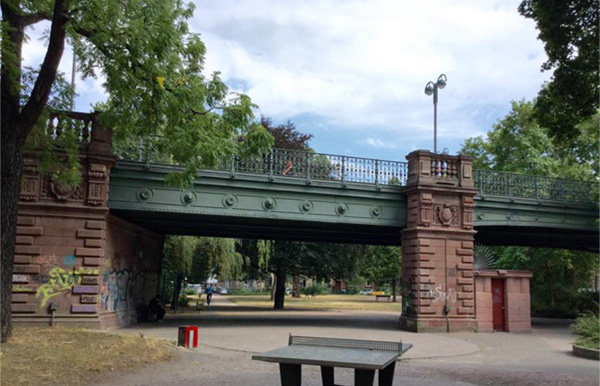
left=544, top=261, right=556, bottom=310
left=274, top=269, right=286, bottom=309
left=1, top=136, right=23, bottom=343
left=171, top=272, right=183, bottom=310
left=1, top=0, right=69, bottom=343
left=292, top=275, right=300, bottom=298
left=392, top=279, right=397, bottom=302
left=1, top=0, right=25, bottom=345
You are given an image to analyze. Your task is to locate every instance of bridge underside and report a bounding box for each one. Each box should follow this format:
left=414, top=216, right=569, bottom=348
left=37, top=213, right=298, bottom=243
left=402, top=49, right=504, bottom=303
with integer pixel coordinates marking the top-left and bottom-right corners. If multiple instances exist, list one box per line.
left=475, top=226, right=598, bottom=252
left=110, top=209, right=403, bottom=245
left=110, top=207, right=599, bottom=251
left=109, top=162, right=598, bottom=251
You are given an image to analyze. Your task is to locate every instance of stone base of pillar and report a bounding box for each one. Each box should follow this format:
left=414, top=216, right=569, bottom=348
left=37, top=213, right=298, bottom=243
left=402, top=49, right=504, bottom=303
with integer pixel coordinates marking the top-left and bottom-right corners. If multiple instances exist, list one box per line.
left=398, top=315, right=478, bottom=332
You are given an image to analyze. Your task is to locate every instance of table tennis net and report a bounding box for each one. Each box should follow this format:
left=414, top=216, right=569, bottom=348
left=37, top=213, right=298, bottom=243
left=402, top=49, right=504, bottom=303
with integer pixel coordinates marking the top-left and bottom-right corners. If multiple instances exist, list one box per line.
left=289, top=335, right=402, bottom=352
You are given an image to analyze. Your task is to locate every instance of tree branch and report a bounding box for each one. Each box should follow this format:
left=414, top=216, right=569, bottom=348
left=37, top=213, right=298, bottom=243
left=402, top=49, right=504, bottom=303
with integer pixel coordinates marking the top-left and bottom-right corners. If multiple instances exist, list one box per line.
left=17, top=0, right=69, bottom=136
left=21, top=11, right=52, bottom=26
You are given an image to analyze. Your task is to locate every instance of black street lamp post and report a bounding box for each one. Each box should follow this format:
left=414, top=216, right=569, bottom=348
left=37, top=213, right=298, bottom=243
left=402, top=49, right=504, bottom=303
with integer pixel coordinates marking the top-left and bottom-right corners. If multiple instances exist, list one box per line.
left=424, top=74, right=447, bottom=154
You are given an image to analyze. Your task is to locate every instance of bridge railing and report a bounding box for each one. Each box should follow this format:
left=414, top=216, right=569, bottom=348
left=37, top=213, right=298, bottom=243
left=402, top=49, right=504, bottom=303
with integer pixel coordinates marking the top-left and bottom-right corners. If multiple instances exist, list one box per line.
left=51, top=112, right=595, bottom=203
left=474, top=169, right=596, bottom=204
left=122, top=144, right=410, bottom=187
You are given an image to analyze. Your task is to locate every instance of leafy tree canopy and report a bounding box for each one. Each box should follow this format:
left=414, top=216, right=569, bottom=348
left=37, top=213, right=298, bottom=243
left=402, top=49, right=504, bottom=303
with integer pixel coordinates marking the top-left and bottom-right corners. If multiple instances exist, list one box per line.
left=2, top=0, right=273, bottom=342
left=7, top=0, right=273, bottom=184
left=461, top=99, right=599, bottom=316
left=358, top=246, right=401, bottom=288
left=461, top=100, right=598, bottom=180
left=519, top=0, right=599, bottom=142
left=260, top=116, right=313, bottom=151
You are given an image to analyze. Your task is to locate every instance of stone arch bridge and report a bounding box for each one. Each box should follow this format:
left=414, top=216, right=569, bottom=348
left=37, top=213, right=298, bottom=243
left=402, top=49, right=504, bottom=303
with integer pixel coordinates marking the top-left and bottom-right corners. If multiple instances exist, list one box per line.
left=12, top=113, right=598, bottom=331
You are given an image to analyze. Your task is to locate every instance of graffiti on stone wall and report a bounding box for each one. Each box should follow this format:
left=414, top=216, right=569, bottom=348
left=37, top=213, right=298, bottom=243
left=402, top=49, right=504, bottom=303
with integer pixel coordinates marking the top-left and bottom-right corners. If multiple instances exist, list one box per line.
left=35, top=267, right=99, bottom=307
left=100, top=269, right=150, bottom=314
left=423, top=283, right=457, bottom=304
left=13, top=285, right=36, bottom=292
left=62, top=255, right=76, bottom=267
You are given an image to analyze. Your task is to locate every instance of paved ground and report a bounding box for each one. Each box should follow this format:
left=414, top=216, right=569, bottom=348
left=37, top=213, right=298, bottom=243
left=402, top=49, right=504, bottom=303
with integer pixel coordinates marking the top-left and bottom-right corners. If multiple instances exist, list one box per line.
left=93, top=295, right=599, bottom=386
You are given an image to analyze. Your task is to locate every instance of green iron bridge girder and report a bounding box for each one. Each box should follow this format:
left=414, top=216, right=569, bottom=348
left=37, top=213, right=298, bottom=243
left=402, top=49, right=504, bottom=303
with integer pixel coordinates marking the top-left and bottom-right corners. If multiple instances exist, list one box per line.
left=108, top=157, right=599, bottom=251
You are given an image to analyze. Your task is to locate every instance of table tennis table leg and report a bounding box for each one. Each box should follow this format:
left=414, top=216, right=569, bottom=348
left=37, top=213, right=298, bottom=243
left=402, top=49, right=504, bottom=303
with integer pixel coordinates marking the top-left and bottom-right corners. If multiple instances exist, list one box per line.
left=355, top=369, right=375, bottom=386
left=279, top=363, right=301, bottom=386
left=378, top=362, right=396, bottom=386
left=320, top=366, right=335, bottom=386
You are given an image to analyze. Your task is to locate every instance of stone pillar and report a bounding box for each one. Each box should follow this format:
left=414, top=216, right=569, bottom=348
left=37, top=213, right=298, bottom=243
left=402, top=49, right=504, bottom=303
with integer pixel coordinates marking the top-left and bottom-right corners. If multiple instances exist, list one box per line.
left=12, top=113, right=116, bottom=327
left=399, top=150, right=479, bottom=332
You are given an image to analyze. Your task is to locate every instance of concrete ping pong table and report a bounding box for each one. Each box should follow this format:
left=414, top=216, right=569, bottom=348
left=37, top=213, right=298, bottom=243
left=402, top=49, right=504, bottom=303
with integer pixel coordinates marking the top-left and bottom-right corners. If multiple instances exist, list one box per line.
left=252, top=335, right=412, bottom=386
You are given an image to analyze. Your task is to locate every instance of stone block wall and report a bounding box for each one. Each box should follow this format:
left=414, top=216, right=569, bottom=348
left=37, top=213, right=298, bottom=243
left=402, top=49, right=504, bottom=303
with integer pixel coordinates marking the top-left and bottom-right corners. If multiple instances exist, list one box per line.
left=12, top=115, right=163, bottom=329
left=399, top=150, right=479, bottom=332
left=475, top=270, right=533, bottom=333
left=13, top=206, right=110, bottom=327
left=99, top=215, right=163, bottom=329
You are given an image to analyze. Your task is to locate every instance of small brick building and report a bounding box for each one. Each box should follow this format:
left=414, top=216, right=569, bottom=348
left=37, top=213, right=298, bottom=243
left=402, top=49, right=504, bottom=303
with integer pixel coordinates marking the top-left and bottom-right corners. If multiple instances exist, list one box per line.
left=475, top=270, right=533, bottom=332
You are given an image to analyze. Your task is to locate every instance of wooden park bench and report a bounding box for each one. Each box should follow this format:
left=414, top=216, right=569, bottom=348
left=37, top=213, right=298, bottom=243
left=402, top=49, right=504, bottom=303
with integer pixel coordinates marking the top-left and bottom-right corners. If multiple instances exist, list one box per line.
left=375, top=294, right=391, bottom=302
left=252, top=335, right=412, bottom=386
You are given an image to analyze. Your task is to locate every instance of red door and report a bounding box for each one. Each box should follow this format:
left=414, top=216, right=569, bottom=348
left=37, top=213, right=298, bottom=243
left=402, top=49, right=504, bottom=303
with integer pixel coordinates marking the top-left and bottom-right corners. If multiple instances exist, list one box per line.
left=492, top=279, right=506, bottom=332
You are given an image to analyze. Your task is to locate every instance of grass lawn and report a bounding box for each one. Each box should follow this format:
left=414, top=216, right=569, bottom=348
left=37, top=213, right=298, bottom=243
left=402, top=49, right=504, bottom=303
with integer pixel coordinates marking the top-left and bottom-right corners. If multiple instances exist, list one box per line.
left=1, top=327, right=172, bottom=386
left=227, top=294, right=402, bottom=312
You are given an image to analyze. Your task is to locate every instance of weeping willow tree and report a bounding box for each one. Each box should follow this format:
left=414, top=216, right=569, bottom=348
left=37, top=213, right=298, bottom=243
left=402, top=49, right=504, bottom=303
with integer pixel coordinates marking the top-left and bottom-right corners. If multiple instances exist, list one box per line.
left=162, top=236, right=199, bottom=308
left=163, top=236, right=251, bottom=308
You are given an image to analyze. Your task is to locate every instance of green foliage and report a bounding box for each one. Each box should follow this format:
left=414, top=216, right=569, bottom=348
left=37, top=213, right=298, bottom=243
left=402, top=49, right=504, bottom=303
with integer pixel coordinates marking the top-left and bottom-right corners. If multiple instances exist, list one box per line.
left=494, top=246, right=599, bottom=316
left=256, top=240, right=272, bottom=272
left=183, top=288, right=196, bottom=296
left=462, top=100, right=599, bottom=317
left=21, top=68, right=81, bottom=188
left=461, top=100, right=598, bottom=184
left=12, top=0, right=273, bottom=187
left=519, top=0, right=599, bottom=142
left=358, top=246, right=401, bottom=287
left=188, top=237, right=247, bottom=283
left=301, top=283, right=329, bottom=296
left=571, top=310, right=600, bottom=349
left=228, top=288, right=268, bottom=296
left=462, top=100, right=561, bottom=176
left=163, top=236, right=199, bottom=274
left=387, top=177, right=402, bottom=186
left=177, top=292, right=188, bottom=307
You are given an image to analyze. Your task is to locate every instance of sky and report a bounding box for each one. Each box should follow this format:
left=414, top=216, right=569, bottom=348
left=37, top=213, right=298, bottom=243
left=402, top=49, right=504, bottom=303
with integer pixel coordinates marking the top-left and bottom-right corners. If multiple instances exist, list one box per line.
left=22, top=0, right=550, bottom=162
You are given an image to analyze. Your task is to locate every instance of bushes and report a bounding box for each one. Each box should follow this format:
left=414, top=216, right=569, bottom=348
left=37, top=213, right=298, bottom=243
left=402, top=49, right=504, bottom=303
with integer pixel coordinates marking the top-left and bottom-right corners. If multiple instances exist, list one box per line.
left=229, top=288, right=268, bottom=295
left=531, top=287, right=600, bottom=318
left=184, top=288, right=197, bottom=296
left=571, top=311, right=600, bottom=350
left=178, top=293, right=189, bottom=307
left=302, top=283, right=329, bottom=296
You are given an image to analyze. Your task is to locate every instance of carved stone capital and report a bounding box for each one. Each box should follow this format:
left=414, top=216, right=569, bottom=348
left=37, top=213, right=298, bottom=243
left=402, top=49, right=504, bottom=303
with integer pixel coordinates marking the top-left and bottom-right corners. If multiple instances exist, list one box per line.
left=86, top=163, right=108, bottom=206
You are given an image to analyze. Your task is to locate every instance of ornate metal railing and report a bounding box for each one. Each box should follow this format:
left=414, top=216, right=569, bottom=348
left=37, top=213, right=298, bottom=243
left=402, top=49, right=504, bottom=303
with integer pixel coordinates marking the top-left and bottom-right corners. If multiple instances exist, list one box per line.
left=122, top=145, right=410, bottom=187
left=118, top=141, right=596, bottom=202
left=474, top=169, right=596, bottom=204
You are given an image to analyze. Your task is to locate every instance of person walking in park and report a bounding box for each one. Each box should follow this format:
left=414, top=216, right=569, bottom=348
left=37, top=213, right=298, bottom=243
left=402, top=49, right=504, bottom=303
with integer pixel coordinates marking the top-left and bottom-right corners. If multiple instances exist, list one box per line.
left=205, top=285, right=213, bottom=306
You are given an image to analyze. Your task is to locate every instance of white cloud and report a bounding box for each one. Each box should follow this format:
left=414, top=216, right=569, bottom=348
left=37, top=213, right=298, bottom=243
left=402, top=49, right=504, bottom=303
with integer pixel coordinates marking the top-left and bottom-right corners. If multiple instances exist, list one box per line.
left=19, top=1, right=549, bottom=159
left=192, top=0, right=549, bottom=155
left=365, top=137, right=397, bottom=149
